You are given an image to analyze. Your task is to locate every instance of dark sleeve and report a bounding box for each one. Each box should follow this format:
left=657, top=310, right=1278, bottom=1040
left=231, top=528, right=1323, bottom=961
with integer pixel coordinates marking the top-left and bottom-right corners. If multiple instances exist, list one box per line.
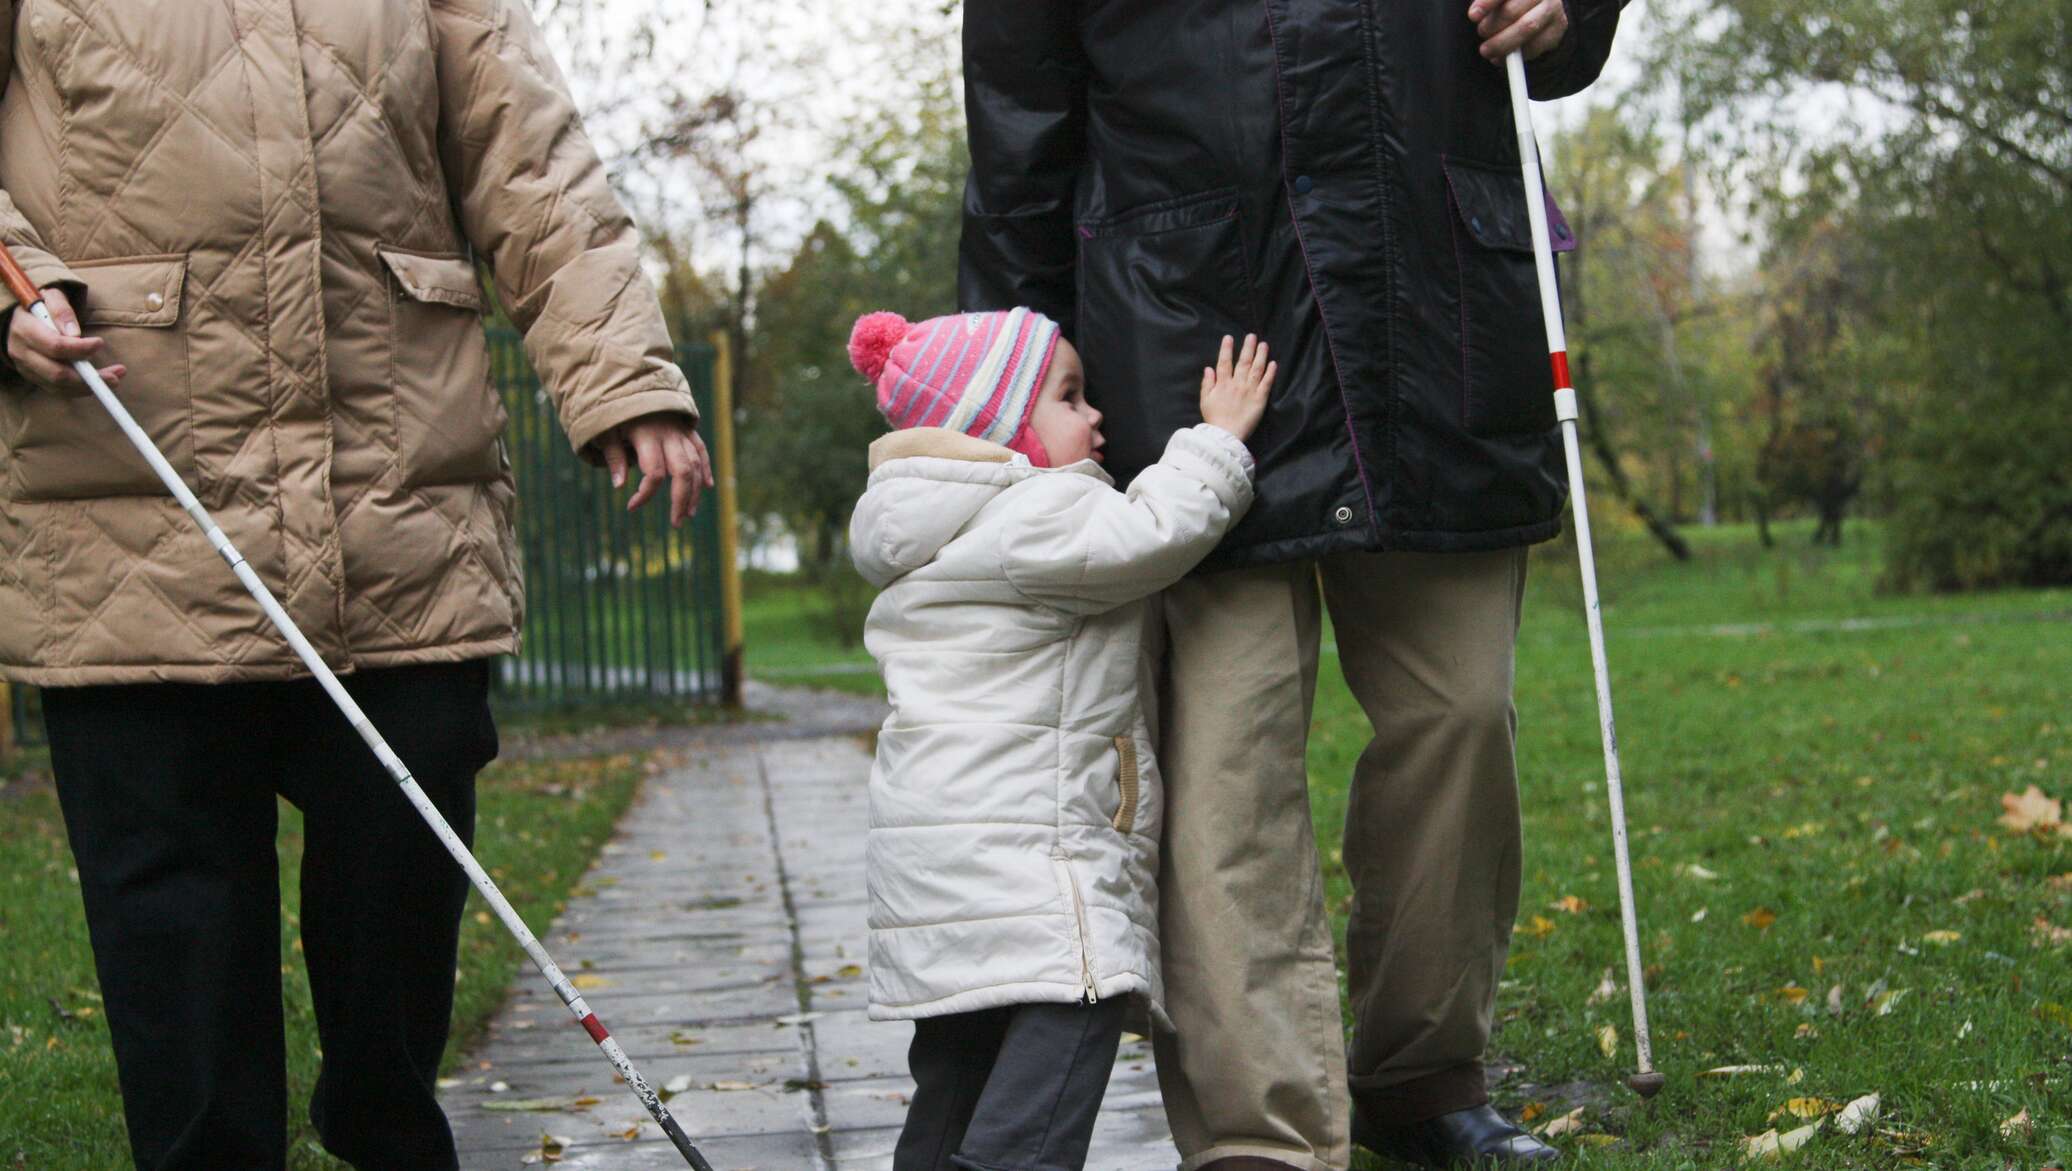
left=1525, top=0, right=1627, bottom=100
left=957, top=0, right=1087, bottom=336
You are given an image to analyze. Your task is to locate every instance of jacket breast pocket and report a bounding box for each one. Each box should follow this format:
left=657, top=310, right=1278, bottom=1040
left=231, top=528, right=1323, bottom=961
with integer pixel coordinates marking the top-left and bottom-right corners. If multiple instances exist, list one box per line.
left=3, top=255, right=192, bottom=502
left=379, top=246, right=505, bottom=488
left=1443, top=156, right=1564, bottom=437
left=1076, top=189, right=1257, bottom=481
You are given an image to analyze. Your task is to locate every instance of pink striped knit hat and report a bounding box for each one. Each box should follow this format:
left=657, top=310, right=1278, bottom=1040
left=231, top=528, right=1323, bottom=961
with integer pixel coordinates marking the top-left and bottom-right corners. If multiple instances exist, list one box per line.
left=848, top=307, right=1061, bottom=466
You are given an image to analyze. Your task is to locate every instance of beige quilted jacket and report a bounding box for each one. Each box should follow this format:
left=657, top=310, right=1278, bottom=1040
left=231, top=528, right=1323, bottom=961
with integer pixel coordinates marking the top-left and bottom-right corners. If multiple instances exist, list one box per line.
left=0, top=0, right=696, bottom=686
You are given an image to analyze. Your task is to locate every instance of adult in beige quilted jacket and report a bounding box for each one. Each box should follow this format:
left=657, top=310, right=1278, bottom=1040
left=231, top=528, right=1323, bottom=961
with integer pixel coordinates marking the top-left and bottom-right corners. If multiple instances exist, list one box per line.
left=0, top=3, right=705, bottom=1168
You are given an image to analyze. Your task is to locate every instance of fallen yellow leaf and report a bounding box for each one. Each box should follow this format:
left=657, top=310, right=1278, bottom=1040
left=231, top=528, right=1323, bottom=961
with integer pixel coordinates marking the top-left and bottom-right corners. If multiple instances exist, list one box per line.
left=1999, top=1108, right=2031, bottom=1138
left=1697, top=1064, right=1786, bottom=1079
left=2035, top=918, right=2072, bottom=948
left=1536, top=1107, right=1585, bottom=1137
left=1523, top=914, right=1558, bottom=939
left=1833, top=1093, right=1881, bottom=1135
left=1921, top=930, right=1962, bottom=945
left=1777, top=985, right=1809, bottom=1005
left=1551, top=895, right=1590, bottom=915
left=1597, top=1024, right=1618, bottom=1059
left=1742, top=1118, right=1824, bottom=1159
left=1999, top=786, right=2065, bottom=835
left=1742, top=907, right=1779, bottom=930
left=1520, top=1102, right=1546, bottom=1124
left=569, top=974, right=613, bottom=990
left=1769, top=1097, right=1841, bottom=1121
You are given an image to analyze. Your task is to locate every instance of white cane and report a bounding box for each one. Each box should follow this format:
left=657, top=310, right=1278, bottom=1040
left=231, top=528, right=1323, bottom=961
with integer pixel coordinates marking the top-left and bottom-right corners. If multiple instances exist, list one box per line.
left=1503, top=52, right=1665, bottom=1099
left=0, top=244, right=720, bottom=1166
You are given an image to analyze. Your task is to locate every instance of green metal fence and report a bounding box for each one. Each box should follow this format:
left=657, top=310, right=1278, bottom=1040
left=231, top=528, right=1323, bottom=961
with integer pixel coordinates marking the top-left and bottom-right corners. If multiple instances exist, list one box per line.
left=4, top=327, right=726, bottom=748
left=489, top=325, right=728, bottom=706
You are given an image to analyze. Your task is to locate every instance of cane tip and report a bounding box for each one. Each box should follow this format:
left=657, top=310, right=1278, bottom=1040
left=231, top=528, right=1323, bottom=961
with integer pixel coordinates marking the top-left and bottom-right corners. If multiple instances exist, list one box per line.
left=1626, top=1071, right=1667, bottom=1099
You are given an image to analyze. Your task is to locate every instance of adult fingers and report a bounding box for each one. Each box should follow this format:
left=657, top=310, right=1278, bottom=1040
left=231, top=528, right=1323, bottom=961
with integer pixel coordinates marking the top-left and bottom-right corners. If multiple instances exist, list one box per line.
left=13, top=349, right=82, bottom=392
left=11, top=308, right=104, bottom=368
left=1480, top=0, right=1561, bottom=59
left=1476, top=0, right=1537, bottom=39
left=664, top=431, right=701, bottom=527
left=43, top=287, right=83, bottom=338
left=602, top=432, right=630, bottom=488
left=1216, top=335, right=1234, bottom=383
left=1526, top=4, right=1569, bottom=59
left=691, top=430, right=716, bottom=488
left=625, top=427, right=666, bottom=512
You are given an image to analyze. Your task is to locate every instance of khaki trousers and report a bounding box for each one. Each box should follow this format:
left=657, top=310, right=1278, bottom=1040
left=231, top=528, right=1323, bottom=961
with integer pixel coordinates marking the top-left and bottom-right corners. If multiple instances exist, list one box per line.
left=1149, top=549, right=1528, bottom=1170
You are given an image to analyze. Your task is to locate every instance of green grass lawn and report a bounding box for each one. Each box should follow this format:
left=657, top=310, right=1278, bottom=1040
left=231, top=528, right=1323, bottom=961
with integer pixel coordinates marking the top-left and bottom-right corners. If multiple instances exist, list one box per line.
left=1311, top=521, right=2072, bottom=1168
left=741, top=569, right=884, bottom=696
left=0, top=748, right=645, bottom=1170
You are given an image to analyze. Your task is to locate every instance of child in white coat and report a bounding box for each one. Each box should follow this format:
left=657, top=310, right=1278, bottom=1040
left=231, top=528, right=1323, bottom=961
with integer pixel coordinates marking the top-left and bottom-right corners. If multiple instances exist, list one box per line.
left=846, top=306, right=1275, bottom=1171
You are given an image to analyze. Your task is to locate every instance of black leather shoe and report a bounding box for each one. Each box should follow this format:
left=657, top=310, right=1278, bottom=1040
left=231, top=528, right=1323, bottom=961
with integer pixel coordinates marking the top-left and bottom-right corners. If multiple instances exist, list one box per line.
left=1353, top=1103, right=1560, bottom=1167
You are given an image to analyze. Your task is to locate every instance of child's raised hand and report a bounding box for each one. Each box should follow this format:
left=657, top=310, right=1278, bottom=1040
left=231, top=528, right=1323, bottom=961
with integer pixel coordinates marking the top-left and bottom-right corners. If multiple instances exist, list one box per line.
left=1199, top=334, right=1276, bottom=443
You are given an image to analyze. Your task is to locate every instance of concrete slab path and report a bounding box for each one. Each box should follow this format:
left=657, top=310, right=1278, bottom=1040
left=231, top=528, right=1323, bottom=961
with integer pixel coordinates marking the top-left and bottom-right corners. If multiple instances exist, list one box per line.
left=441, top=707, right=1175, bottom=1170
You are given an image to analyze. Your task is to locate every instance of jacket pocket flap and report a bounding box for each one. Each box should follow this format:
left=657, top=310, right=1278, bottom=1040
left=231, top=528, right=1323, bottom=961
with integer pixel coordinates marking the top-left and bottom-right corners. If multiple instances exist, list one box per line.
left=379, top=248, right=485, bottom=311
left=1442, top=156, right=1576, bottom=255
left=74, top=255, right=186, bottom=328
left=1078, top=187, right=1241, bottom=240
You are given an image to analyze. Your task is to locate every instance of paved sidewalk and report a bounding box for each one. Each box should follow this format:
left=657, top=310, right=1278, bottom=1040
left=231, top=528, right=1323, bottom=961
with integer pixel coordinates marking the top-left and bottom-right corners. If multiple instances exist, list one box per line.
left=441, top=725, right=1175, bottom=1169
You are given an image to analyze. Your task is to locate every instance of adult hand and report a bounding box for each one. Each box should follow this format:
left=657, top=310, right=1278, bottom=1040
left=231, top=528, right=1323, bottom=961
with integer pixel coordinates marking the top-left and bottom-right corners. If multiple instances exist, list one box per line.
left=1468, top=0, right=1569, bottom=62
left=6, top=286, right=125, bottom=395
left=597, top=412, right=713, bottom=529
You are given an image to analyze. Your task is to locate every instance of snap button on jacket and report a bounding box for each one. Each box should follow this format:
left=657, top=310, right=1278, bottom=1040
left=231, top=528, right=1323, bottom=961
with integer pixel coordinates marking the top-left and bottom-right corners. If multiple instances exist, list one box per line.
left=0, top=0, right=697, bottom=685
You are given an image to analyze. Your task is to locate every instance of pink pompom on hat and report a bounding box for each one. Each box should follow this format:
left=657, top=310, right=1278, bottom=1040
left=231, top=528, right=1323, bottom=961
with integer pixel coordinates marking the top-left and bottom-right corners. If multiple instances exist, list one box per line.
left=848, top=307, right=1062, bottom=466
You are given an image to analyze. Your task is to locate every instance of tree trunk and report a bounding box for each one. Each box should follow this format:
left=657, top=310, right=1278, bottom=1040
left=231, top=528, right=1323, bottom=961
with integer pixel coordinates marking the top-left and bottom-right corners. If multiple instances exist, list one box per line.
left=1566, top=227, right=1691, bottom=562
left=1574, top=353, right=1693, bottom=561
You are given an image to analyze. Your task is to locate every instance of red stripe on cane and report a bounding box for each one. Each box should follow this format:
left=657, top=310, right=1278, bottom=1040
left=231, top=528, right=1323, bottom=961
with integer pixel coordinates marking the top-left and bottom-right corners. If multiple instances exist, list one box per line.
left=1549, top=351, right=1572, bottom=390
left=579, top=1013, right=610, bottom=1044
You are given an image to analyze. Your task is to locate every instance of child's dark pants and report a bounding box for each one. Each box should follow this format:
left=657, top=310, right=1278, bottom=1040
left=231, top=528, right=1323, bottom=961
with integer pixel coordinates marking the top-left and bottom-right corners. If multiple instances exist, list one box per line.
left=895, top=998, right=1128, bottom=1171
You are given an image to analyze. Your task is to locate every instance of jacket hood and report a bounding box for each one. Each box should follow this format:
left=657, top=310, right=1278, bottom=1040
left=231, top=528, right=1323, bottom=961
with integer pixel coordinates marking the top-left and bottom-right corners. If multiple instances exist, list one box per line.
left=851, top=430, right=1021, bottom=587
left=851, top=428, right=1113, bottom=587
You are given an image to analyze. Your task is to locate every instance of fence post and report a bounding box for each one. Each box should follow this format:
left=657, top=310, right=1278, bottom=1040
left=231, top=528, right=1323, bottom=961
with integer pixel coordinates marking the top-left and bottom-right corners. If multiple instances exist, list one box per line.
left=0, top=682, right=15, bottom=766
left=710, top=330, right=746, bottom=707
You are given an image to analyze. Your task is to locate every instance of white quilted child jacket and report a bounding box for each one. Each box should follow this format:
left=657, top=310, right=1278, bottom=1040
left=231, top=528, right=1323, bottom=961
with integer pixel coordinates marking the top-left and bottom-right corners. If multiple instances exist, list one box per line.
left=850, top=423, right=1254, bottom=1023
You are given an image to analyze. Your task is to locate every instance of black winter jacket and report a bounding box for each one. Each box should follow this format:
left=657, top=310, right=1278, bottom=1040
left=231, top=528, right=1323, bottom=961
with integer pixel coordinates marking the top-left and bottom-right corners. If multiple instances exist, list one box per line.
left=960, top=0, right=1624, bottom=567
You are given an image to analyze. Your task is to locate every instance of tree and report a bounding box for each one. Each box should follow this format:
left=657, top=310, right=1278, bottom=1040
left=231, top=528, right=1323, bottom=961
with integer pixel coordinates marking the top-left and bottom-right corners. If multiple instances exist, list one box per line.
left=1663, top=0, right=2071, bottom=585
left=738, top=38, right=970, bottom=642
left=1551, top=108, right=1714, bottom=559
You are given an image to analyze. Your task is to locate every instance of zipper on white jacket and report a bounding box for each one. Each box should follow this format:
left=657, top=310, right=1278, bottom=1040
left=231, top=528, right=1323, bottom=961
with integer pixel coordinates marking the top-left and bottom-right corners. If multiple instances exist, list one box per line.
left=1052, top=856, right=1100, bottom=1004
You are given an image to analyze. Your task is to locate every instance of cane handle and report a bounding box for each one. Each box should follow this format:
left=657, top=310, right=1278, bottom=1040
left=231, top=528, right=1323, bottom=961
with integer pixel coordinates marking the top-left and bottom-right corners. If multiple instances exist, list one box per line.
left=0, top=240, right=47, bottom=311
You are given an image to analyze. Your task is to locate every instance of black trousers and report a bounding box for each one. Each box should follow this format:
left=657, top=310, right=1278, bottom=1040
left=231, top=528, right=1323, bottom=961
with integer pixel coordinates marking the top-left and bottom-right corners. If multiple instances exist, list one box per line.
left=43, top=660, right=497, bottom=1171
left=895, top=998, right=1128, bottom=1171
